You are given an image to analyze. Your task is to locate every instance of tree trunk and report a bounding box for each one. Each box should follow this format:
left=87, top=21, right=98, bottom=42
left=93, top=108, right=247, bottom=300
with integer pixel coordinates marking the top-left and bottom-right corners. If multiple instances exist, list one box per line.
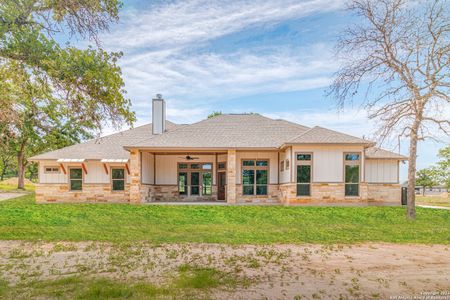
left=422, top=186, right=425, bottom=196
left=17, top=151, right=25, bottom=190
left=407, top=124, right=419, bottom=219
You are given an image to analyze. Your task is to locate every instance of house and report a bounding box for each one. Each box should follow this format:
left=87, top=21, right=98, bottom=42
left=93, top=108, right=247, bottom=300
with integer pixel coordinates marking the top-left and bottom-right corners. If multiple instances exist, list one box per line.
left=30, top=95, right=407, bottom=204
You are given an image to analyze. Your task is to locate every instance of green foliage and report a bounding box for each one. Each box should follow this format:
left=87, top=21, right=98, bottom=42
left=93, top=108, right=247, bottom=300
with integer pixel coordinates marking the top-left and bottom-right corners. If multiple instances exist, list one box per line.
left=416, top=168, right=438, bottom=193
left=437, top=145, right=450, bottom=188
left=207, top=111, right=222, bottom=118
left=0, top=195, right=449, bottom=244
left=417, top=145, right=450, bottom=189
left=0, top=0, right=135, bottom=188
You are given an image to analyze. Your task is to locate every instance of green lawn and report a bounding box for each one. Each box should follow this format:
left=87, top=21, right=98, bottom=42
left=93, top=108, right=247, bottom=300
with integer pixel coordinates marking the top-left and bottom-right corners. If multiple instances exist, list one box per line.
left=0, top=194, right=448, bottom=244
left=416, top=195, right=450, bottom=208
left=0, top=183, right=35, bottom=192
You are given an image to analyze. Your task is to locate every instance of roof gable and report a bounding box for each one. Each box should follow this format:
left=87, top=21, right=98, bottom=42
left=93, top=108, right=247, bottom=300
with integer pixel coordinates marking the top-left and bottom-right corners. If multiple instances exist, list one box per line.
left=126, top=114, right=310, bottom=149
left=287, top=126, right=373, bottom=145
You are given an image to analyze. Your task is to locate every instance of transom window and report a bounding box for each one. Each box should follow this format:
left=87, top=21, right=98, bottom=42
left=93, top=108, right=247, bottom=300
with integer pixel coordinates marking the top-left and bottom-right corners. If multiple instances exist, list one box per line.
left=242, top=160, right=268, bottom=196
left=218, top=162, right=226, bottom=170
left=111, top=168, right=125, bottom=191
left=178, top=163, right=213, bottom=196
left=69, top=168, right=82, bottom=191
left=44, top=166, right=60, bottom=174
left=344, top=153, right=360, bottom=196
left=296, top=153, right=312, bottom=196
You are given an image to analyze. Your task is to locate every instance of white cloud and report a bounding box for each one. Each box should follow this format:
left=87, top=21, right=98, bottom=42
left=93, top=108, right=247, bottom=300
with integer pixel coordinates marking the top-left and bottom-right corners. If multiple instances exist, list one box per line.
left=94, top=0, right=345, bottom=118
left=104, top=0, right=344, bottom=51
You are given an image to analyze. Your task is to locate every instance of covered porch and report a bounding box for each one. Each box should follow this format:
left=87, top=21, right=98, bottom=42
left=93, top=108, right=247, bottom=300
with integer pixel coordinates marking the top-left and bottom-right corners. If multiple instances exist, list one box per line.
left=129, top=149, right=236, bottom=203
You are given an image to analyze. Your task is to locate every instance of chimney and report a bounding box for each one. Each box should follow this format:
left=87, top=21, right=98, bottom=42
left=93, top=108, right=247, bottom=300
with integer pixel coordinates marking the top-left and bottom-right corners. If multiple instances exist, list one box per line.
left=152, top=94, right=166, bottom=135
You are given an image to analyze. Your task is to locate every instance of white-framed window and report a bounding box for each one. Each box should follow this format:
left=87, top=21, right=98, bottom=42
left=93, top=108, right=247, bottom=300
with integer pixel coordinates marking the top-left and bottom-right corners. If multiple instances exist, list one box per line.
left=111, top=168, right=125, bottom=191
left=242, top=160, right=269, bottom=196
left=69, top=168, right=83, bottom=191
left=296, top=153, right=312, bottom=196
left=344, top=153, right=360, bottom=196
left=178, top=163, right=213, bottom=196
left=44, top=166, right=60, bottom=174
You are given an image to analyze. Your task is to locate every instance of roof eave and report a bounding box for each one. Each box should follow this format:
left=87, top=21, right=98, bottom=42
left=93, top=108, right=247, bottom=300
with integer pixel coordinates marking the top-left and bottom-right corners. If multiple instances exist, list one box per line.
left=280, top=142, right=375, bottom=148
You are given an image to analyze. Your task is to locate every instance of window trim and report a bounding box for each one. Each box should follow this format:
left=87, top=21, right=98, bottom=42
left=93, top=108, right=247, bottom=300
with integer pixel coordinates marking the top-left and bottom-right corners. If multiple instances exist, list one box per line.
left=295, top=152, right=313, bottom=197
left=111, top=167, right=126, bottom=192
left=44, top=166, right=60, bottom=174
left=343, top=152, right=361, bottom=197
left=68, top=167, right=83, bottom=192
left=241, top=159, right=270, bottom=196
left=177, top=162, right=213, bottom=197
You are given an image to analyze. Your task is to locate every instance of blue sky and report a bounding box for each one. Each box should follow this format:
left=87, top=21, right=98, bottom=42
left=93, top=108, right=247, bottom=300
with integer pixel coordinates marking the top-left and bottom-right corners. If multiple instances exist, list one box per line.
left=91, top=0, right=448, bottom=181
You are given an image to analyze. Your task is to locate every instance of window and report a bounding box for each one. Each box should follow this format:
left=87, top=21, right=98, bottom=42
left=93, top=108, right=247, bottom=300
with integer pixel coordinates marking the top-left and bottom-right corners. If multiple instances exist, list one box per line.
left=179, top=172, right=188, bottom=195
left=69, top=168, right=82, bottom=191
left=218, top=162, right=226, bottom=170
left=111, top=168, right=125, bottom=191
left=296, top=153, right=312, bottom=196
left=344, top=153, right=360, bottom=196
left=202, top=172, right=212, bottom=195
left=44, top=166, right=60, bottom=174
left=297, top=154, right=312, bottom=161
left=285, top=159, right=290, bottom=170
left=242, top=160, right=268, bottom=196
left=280, top=161, right=284, bottom=171
left=177, top=163, right=213, bottom=196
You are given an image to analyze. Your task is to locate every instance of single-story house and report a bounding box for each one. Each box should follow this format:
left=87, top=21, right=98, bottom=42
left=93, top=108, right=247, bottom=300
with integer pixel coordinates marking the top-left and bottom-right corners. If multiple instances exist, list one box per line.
left=30, top=95, right=407, bottom=204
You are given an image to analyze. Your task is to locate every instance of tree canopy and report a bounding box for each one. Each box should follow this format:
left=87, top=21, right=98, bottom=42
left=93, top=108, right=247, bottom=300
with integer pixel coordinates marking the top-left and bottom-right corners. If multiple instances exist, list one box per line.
left=0, top=0, right=135, bottom=188
left=331, top=0, right=449, bottom=219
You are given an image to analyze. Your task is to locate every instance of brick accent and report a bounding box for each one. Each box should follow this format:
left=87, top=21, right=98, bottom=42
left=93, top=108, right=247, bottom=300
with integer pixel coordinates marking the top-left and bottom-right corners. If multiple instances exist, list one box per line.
left=226, top=149, right=237, bottom=204
left=35, top=183, right=129, bottom=203
left=129, top=150, right=142, bottom=204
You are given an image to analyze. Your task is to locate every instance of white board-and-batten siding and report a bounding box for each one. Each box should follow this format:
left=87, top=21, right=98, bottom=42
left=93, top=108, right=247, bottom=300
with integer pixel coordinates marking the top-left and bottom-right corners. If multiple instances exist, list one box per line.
left=39, top=161, right=130, bottom=184
left=290, top=145, right=365, bottom=183
left=141, top=154, right=217, bottom=185
left=365, top=159, right=399, bottom=183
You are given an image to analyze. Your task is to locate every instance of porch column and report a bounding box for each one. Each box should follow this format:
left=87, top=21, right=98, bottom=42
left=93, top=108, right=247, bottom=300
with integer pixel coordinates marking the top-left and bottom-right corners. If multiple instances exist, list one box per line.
left=226, top=149, right=237, bottom=204
left=129, top=149, right=142, bottom=204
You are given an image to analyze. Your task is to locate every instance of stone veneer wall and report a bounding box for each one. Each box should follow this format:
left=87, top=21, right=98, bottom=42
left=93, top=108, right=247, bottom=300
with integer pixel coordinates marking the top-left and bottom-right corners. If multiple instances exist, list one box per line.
left=141, top=184, right=218, bottom=202
left=35, top=183, right=130, bottom=203
left=279, top=183, right=400, bottom=204
left=235, top=184, right=280, bottom=203
left=366, top=183, right=401, bottom=203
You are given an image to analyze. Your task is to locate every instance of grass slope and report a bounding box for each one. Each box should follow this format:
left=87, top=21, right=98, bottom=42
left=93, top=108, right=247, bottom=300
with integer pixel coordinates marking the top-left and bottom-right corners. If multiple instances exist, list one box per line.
left=0, top=195, right=448, bottom=244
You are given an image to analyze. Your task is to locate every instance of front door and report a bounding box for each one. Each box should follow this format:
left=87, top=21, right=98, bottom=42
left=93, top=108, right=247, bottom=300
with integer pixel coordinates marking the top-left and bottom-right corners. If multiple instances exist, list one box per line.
left=218, top=172, right=226, bottom=201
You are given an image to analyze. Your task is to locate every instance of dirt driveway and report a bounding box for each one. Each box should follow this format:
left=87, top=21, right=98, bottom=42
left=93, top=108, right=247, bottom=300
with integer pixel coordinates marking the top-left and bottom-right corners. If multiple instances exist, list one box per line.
left=0, top=241, right=449, bottom=299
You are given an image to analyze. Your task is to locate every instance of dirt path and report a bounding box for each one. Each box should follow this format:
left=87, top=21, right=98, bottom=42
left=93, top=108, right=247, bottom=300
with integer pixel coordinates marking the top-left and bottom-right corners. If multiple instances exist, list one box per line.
left=0, top=241, right=448, bottom=299
left=0, top=192, right=28, bottom=201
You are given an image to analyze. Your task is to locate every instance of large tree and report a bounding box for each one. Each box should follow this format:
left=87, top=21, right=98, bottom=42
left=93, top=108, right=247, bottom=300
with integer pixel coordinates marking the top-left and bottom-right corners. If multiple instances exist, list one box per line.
left=330, top=0, right=449, bottom=219
left=0, top=0, right=135, bottom=189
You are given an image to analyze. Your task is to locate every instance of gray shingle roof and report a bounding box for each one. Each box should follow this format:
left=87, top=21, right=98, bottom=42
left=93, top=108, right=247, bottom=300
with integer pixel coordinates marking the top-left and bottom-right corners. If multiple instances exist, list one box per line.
left=29, top=114, right=404, bottom=161
left=126, top=114, right=310, bottom=149
left=29, top=121, right=180, bottom=160
left=365, top=147, right=408, bottom=160
left=287, top=126, right=373, bottom=145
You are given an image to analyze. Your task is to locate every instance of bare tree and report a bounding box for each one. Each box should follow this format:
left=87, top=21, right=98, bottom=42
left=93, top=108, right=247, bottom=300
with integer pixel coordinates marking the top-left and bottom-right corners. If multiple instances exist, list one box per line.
left=330, top=0, right=449, bottom=219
